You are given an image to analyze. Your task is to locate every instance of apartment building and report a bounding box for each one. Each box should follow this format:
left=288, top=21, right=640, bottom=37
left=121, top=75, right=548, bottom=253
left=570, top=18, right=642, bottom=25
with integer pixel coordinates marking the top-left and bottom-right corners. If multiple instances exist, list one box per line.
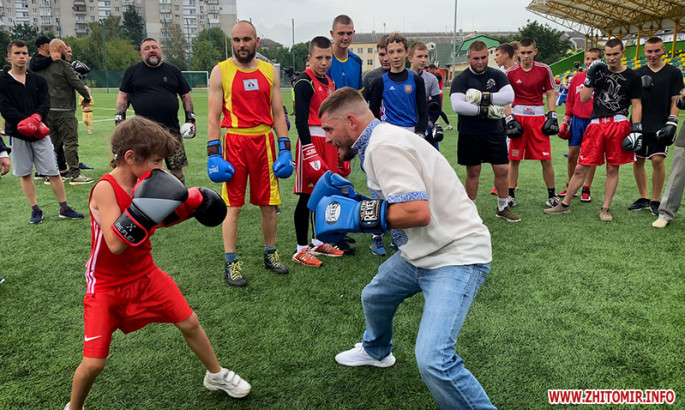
left=0, top=0, right=236, bottom=44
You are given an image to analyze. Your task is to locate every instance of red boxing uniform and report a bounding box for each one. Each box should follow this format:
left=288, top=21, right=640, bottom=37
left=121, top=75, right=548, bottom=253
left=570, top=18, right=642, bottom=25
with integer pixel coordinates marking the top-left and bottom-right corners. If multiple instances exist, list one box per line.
left=565, top=72, right=594, bottom=119
left=218, top=58, right=281, bottom=207
left=507, top=62, right=556, bottom=161
left=507, top=62, right=555, bottom=107
left=294, top=68, right=340, bottom=194
left=82, top=175, right=193, bottom=358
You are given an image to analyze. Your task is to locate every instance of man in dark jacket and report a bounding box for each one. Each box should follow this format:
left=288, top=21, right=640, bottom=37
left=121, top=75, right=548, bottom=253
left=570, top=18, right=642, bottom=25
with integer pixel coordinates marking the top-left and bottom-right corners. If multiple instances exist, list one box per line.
left=0, top=40, right=83, bottom=223
left=34, top=39, right=92, bottom=185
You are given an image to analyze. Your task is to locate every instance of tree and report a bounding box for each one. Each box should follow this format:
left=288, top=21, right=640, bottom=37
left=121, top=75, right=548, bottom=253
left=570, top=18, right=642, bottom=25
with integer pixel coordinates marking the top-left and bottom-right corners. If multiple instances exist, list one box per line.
left=495, top=20, right=573, bottom=65
left=190, top=27, right=227, bottom=71
left=0, top=31, right=12, bottom=60
left=122, top=5, right=146, bottom=47
left=163, top=23, right=188, bottom=70
left=104, top=38, right=140, bottom=71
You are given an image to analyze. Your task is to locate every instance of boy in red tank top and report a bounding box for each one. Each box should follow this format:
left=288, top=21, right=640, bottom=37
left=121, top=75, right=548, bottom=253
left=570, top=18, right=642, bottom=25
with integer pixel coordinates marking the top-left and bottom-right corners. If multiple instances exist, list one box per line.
left=66, top=118, right=250, bottom=410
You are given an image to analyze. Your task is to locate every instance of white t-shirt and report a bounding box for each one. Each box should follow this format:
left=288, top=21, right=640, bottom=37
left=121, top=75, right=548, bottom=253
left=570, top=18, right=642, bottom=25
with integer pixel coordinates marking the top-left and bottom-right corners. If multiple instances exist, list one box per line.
left=354, top=120, right=492, bottom=269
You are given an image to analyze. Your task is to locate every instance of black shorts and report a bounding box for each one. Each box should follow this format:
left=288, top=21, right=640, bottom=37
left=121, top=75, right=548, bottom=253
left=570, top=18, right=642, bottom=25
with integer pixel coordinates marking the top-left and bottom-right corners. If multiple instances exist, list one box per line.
left=457, top=132, right=509, bottom=166
left=636, top=132, right=668, bottom=159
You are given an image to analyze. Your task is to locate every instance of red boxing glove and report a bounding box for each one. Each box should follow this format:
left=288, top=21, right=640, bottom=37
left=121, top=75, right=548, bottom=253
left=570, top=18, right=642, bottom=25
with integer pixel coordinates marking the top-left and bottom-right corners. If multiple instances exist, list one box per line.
left=33, top=114, right=50, bottom=139
left=558, top=116, right=571, bottom=140
left=302, top=143, right=328, bottom=182
left=17, top=114, right=50, bottom=139
left=337, top=159, right=351, bottom=177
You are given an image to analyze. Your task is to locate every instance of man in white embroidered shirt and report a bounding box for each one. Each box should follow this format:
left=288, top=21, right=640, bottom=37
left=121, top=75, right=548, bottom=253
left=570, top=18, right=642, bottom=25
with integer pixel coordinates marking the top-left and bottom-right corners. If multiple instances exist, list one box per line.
left=308, top=87, right=494, bottom=409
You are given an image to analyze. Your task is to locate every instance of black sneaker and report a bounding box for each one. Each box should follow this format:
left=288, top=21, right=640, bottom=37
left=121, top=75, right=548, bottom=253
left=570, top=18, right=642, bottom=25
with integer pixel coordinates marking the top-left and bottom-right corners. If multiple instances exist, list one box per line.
left=339, top=235, right=356, bottom=244
left=628, top=198, right=651, bottom=211
left=59, top=206, right=84, bottom=219
left=224, top=260, right=247, bottom=287
left=30, top=208, right=43, bottom=224
left=264, top=251, right=289, bottom=274
left=650, top=201, right=660, bottom=216
left=334, top=239, right=357, bottom=255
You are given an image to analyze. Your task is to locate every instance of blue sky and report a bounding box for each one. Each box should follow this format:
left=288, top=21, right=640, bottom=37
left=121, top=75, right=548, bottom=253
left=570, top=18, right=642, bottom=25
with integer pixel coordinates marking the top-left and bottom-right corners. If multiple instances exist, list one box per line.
left=237, top=0, right=563, bottom=46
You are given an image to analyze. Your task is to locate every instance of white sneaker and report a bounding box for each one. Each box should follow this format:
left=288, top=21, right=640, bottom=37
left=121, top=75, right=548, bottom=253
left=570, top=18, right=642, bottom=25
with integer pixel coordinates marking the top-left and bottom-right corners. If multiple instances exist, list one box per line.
left=203, top=368, right=251, bottom=398
left=652, top=217, right=669, bottom=228
left=335, top=343, right=396, bottom=367
left=64, top=403, right=70, bottom=410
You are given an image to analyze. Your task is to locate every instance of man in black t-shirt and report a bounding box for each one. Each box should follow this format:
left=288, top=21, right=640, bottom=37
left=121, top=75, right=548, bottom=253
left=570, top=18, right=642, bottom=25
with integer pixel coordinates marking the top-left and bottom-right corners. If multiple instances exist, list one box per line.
left=546, top=38, right=643, bottom=222
left=629, top=37, right=684, bottom=214
left=451, top=40, right=518, bottom=222
left=116, top=38, right=196, bottom=184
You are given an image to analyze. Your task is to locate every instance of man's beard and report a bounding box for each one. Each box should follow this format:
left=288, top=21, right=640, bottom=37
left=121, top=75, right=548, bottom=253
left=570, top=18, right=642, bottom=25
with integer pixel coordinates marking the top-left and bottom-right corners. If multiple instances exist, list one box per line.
left=145, top=56, right=161, bottom=66
left=339, top=146, right=357, bottom=162
left=234, top=48, right=256, bottom=64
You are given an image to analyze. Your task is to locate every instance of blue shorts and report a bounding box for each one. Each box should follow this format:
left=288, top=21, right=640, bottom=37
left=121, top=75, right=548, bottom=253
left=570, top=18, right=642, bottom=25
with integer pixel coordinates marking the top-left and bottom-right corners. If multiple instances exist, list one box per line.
left=569, top=116, right=591, bottom=147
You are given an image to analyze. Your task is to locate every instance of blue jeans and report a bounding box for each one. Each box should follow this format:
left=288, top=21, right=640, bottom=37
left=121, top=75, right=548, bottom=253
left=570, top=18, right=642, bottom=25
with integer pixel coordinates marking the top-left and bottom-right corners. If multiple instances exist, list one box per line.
left=361, top=252, right=494, bottom=410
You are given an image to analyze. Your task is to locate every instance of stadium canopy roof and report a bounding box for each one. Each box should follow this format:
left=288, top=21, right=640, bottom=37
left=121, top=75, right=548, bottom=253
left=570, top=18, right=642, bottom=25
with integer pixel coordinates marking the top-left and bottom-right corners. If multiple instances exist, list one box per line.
left=527, top=0, right=685, bottom=40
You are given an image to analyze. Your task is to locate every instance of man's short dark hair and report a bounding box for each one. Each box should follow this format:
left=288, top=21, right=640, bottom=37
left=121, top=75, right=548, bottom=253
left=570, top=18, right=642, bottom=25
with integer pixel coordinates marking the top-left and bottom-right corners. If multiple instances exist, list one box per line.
left=309, top=36, right=332, bottom=54
left=35, top=36, right=51, bottom=48
left=496, top=44, right=515, bottom=59
left=519, top=38, right=536, bottom=48
left=587, top=48, right=603, bottom=58
left=605, top=38, right=624, bottom=50
left=140, top=38, right=159, bottom=48
left=468, top=41, right=488, bottom=54
left=8, top=40, right=26, bottom=54
left=376, top=34, right=389, bottom=50
left=427, top=63, right=438, bottom=70
left=332, top=15, right=353, bottom=30
left=645, top=37, right=664, bottom=46
left=384, top=32, right=408, bottom=51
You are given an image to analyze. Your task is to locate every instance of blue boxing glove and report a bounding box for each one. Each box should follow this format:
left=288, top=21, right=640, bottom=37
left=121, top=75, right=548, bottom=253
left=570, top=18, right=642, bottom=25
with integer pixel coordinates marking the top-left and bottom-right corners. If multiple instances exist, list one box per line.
left=272, top=137, right=294, bottom=178
left=207, top=140, right=235, bottom=182
left=313, top=195, right=388, bottom=244
left=308, top=170, right=369, bottom=212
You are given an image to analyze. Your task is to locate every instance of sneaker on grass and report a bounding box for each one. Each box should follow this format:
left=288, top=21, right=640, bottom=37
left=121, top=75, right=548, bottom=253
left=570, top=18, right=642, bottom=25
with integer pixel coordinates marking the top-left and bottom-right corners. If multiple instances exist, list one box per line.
left=545, top=196, right=561, bottom=208
left=369, top=234, right=387, bottom=256
left=490, top=187, right=497, bottom=195
left=544, top=203, right=570, bottom=215
left=650, top=201, right=660, bottom=216
left=627, top=198, right=651, bottom=211
left=292, top=248, right=323, bottom=267
left=334, top=238, right=356, bottom=255
left=652, top=217, right=669, bottom=228
left=495, top=207, right=521, bottom=222
left=310, top=243, right=344, bottom=257
left=29, top=209, right=43, bottom=224
left=264, top=251, right=289, bottom=274
left=599, top=207, right=613, bottom=222
left=203, top=368, right=251, bottom=398
left=60, top=207, right=84, bottom=219
left=224, top=260, right=246, bottom=287
left=78, top=162, right=93, bottom=170
left=506, top=196, right=516, bottom=208
left=0, top=276, right=5, bottom=284
left=69, top=174, right=94, bottom=185
left=335, top=343, right=396, bottom=368
left=580, top=186, right=591, bottom=203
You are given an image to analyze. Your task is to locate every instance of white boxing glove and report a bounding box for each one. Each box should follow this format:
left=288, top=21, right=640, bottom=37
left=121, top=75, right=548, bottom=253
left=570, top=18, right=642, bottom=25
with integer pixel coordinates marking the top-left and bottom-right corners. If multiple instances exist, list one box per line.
left=465, top=88, right=482, bottom=105
left=180, top=122, right=196, bottom=139
left=487, top=105, right=505, bottom=119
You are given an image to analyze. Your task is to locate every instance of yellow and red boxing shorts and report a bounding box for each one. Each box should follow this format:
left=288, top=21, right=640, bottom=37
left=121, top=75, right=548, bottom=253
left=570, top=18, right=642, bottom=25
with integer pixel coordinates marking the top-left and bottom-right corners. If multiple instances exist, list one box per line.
left=578, top=115, right=634, bottom=167
left=508, top=105, right=552, bottom=161
left=221, top=126, right=282, bottom=207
